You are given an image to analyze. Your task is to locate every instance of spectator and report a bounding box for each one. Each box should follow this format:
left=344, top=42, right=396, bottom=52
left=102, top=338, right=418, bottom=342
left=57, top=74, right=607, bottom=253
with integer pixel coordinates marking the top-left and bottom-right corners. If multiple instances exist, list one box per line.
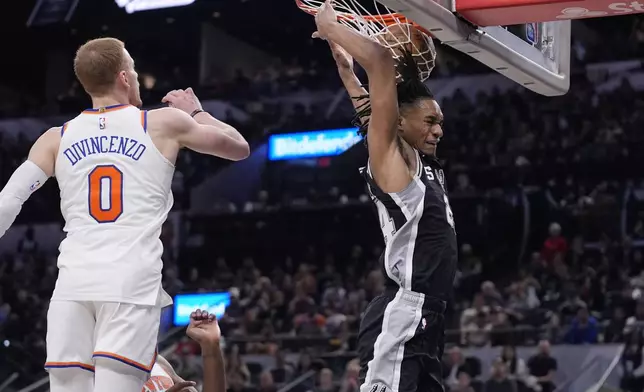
left=452, top=372, right=476, bottom=392
left=338, top=359, right=360, bottom=392
left=564, top=306, right=599, bottom=344
left=314, top=368, right=337, bottom=392
left=257, top=371, right=278, bottom=392
left=483, top=358, right=517, bottom=392
left=541, top=223, right=568, bottom=263
left=604, top=307, right=626, bottom=343
left=527, top=341, right=557, bottom=392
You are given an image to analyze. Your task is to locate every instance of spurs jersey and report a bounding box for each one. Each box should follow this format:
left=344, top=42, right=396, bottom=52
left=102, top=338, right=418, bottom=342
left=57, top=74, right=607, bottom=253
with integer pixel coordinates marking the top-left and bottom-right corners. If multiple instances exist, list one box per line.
left=361, top=150, right=458, bottom=299
left=53, top=104, right=174, bottom=306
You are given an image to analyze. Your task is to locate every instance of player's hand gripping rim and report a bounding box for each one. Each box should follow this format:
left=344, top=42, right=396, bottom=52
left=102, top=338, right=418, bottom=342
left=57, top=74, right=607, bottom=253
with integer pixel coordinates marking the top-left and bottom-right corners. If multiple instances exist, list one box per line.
left=312, top=0, right=338, bottom=41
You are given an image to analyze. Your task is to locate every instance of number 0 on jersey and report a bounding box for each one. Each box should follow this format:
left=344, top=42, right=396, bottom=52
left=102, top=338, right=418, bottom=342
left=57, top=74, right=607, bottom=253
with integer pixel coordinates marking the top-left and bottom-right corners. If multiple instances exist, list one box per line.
left=88, top=165, right=123, bottom=223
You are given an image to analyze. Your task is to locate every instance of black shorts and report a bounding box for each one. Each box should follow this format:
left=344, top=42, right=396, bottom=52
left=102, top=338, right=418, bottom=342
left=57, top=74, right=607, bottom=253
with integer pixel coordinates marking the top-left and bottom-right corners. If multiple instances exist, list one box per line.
left=357, top=288, right=446, bottom=392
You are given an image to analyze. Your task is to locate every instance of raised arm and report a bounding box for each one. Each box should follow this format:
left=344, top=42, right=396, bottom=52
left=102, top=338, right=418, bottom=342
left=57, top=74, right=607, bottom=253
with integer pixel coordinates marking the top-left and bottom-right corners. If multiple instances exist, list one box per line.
left=314, top=1, right=410, bottom=193
left=0, top=128, right=59, bottom=238
left=328, top=41, right=369, bottom=116
left=158, top=88, right=250, bottom=161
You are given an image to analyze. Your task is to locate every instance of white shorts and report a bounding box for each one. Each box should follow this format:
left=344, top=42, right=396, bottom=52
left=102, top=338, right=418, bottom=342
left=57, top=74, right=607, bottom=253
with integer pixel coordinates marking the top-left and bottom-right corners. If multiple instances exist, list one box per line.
left=45, top=300, right=161, bottom=374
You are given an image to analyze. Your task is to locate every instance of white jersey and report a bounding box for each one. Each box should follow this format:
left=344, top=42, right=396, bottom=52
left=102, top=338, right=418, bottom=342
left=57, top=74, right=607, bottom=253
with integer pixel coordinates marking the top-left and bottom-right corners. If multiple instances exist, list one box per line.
left=52, top=104, right=174, bottom=306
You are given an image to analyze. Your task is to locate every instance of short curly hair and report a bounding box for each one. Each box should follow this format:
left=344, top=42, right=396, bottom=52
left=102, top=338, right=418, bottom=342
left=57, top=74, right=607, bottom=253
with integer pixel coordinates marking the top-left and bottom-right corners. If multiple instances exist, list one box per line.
left=353, top=49, right=435, bottom=139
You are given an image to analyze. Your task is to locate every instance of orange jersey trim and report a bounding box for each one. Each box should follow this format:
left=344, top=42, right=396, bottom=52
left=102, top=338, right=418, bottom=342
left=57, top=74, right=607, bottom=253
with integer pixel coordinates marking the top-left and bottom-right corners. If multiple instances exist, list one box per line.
left=83, top=104, right=130, bottom=114
left=44, top=361, right=95, bottom=372
left=93, top=350, right=157, bottom=373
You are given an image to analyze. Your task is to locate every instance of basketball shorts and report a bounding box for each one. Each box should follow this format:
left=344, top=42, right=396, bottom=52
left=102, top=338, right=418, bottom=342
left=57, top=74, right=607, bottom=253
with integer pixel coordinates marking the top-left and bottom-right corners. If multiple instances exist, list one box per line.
left=357, top=288, right=446, bottom=392
left=45, top=300, right=161, bottom=374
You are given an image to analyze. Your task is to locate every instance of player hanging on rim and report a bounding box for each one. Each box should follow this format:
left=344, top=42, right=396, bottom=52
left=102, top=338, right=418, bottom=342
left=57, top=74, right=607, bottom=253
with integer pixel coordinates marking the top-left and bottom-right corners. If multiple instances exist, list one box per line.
left=0, top=37, right=249, bottom=392
left=313, top=1, right=457, bottom=392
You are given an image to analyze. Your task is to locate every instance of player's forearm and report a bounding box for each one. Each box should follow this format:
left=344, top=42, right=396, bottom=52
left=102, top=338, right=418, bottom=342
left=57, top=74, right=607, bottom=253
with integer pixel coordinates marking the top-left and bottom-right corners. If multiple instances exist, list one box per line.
left=338, top=68, right=369, bottom=115
left=0, top=161, right=49, bottom=239
left=194, top=111, right=247, bottom=144
left=326, top=24, right=391, bottom=75
left=0, top=194, right=22, bottom=238
left=201, top=343, right=225, bottom=392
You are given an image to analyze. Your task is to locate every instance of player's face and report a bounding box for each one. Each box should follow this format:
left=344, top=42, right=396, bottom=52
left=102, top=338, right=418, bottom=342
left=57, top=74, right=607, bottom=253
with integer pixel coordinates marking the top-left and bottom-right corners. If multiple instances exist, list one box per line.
left=399, top=98, right=443, bottom=157
left=122, top=49, right=142, bottom=108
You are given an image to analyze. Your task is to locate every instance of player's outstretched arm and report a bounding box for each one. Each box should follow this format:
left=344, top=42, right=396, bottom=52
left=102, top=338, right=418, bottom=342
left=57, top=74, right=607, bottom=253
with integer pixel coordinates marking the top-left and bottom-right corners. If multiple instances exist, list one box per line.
left=0, top=128, right=58, bottom=238
left=186, top=309, right=225, bottom=392
left=328, top=41, right=368, bottom=116
left=157, top=88, right=250, bottom=161
left=313, top=0, right=410, bottom=193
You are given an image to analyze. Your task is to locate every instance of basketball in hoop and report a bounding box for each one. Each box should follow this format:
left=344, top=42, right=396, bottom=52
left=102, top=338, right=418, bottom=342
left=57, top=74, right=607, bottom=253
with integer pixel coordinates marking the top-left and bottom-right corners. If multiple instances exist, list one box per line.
left=295, top=0, right=436, bottom=80
left=374, top=23, right=436, bottom=81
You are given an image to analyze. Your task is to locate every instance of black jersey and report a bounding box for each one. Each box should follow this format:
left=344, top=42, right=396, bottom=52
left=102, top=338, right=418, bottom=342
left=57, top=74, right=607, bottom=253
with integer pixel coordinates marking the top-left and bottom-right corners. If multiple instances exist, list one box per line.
left=360, top=150, right=458, bottom=299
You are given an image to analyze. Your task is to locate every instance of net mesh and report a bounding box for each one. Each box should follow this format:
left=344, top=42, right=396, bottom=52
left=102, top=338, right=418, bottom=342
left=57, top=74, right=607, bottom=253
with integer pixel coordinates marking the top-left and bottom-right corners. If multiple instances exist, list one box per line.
left=296, top=0, right=436, bottom=81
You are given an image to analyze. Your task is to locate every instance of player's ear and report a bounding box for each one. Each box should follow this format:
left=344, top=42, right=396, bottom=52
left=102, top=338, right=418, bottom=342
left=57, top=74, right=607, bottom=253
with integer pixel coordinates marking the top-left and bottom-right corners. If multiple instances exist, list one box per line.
left=118, top=70, right=129, bottom=88
left=397, top=115, right=405, bottom=133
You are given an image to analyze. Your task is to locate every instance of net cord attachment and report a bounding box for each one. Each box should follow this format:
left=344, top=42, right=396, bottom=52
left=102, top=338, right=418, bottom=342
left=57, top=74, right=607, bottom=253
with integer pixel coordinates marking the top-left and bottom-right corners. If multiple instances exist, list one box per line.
left=296, top=0, right=436, bottom=80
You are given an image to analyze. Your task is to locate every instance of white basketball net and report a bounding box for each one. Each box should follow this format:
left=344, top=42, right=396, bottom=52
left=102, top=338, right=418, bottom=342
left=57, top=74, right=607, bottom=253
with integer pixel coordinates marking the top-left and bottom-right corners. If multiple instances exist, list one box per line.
left=297, top=0, right=436, bottom=81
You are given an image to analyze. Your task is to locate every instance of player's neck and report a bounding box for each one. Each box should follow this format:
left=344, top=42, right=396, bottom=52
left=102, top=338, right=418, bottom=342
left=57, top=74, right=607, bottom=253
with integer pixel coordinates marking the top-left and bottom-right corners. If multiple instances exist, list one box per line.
left=91, top=96, right=129, bottom=109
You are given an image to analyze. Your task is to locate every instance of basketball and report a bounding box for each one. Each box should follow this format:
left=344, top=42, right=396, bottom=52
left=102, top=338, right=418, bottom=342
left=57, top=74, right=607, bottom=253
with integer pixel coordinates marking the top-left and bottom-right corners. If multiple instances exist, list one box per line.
left=375, top=23, right=436, bottom=80
left=143, top=375, right=174, bottom=391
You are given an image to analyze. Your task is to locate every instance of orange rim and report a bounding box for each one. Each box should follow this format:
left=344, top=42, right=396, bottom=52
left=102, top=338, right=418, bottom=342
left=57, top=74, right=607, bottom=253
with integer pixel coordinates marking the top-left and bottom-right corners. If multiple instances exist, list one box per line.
left=295, top=0, right=430, bottom=34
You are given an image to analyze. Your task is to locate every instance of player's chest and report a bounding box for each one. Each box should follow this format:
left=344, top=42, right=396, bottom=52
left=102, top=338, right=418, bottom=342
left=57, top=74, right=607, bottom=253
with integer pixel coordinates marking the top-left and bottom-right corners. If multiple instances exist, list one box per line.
left=421, top=165, right=446, bottom=195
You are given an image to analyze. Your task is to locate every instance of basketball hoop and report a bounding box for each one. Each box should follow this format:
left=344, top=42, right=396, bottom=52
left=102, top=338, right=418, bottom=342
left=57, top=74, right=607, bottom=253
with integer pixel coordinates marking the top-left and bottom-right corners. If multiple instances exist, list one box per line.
left=295, top=0, right=437, bottom=81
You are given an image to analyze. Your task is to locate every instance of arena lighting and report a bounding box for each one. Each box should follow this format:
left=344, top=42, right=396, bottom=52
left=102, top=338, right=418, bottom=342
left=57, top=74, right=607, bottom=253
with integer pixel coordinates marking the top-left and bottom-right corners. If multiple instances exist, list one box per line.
left=114, top=0, right=196, bottom=14
left=173, top=292, right=230, bottom=326
left=268, top=127, right=362, bottom=161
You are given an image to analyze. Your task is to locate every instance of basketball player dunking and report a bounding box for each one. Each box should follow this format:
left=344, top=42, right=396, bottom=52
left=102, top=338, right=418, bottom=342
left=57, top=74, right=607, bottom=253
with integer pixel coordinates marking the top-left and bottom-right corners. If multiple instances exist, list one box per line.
left=313, top=2, right=457, bottom=392
left=0, top=38, right=249, bottom=392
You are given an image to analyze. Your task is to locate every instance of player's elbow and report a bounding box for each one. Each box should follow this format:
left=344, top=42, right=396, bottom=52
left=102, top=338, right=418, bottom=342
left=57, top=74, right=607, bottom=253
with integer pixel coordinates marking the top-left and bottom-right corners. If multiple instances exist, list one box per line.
left=229, top=140, right=250, bottom=161
left=363, top=44, right=394, bottom=74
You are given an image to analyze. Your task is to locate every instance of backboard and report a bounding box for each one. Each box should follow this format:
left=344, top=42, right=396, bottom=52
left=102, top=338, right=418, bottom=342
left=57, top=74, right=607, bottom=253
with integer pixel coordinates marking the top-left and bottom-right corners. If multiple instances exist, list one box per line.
left=376, top=0, right=571, bottom=96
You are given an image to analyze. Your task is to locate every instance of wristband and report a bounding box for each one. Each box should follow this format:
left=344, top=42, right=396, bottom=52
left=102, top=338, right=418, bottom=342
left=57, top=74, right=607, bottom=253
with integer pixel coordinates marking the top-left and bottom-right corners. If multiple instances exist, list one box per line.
left=190, top=109, right=205, bottom=118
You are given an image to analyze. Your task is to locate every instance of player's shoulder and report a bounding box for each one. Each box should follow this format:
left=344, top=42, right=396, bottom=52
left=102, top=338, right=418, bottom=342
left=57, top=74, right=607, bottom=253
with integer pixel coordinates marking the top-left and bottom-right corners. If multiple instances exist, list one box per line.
left=40, top=126, right=63, bottom=144
left=146, top=107, right=192, bottom=134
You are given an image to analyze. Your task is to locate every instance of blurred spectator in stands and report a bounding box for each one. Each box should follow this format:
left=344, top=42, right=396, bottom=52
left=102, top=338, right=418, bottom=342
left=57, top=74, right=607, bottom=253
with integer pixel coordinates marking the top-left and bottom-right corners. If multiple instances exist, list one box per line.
left=17, top=226, right=38, bottom=255
left=294, top=351, right=316, bottom=391
left=463, top=310, right=493, bottom=347
left=270, top=350, right=293, bottom=384
left=625, top=301, right=644, bottom=335
left=483, top=358, right=517, bottom=392
left=338, top=359, right=360, bottom=392
left=461, top=294, right=489, bottom=344
left=452, top=372, right=476, bottom=392
left=481, top=282, right=504, bottom=308
left=603, top=306, right=626, bottom=343
left=621, top=329, right=644, bottom=392
left=541, top=223, right=567, bottom=264
left=257, top=371, right=277, bottom=392
left=226, top=345, right=251, bottom=390
left=314, top=368, right=337, bottom=392
left=444, top=347, right=481, bottom=388
left=499, top=346, right=536, bottom=391
left=527, top=340, right=557, bottom=392
left=564, top=306, right=598, bottom=344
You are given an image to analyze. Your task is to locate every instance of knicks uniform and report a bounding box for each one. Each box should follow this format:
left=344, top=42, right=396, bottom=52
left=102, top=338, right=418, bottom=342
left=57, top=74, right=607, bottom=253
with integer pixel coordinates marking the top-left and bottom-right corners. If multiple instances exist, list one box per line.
left=357, top=150, right=457, bottom=392
left=45, top=104, right=174, bottom=374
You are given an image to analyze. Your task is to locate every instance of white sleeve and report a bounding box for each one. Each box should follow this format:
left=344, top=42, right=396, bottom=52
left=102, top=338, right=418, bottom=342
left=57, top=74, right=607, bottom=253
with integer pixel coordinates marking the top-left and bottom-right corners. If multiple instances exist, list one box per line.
left=0, top=160, right=49, bottom=238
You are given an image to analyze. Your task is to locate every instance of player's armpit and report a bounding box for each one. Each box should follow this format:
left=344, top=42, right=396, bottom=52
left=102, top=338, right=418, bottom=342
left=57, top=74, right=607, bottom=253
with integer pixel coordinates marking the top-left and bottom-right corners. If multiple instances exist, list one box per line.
left=154, top=107, right=250, bottom=161
left=0, top=160, right=49, bottom=238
